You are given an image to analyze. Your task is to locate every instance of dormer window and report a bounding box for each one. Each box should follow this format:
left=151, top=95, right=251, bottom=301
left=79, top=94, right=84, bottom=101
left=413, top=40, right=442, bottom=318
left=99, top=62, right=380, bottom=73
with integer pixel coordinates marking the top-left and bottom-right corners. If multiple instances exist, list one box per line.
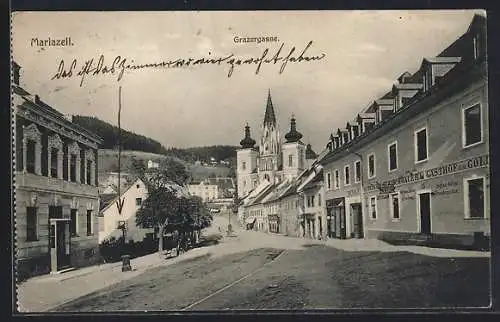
left=342, top=132, right=349, bottom=144
left=352, top=125, right=359, bottom=139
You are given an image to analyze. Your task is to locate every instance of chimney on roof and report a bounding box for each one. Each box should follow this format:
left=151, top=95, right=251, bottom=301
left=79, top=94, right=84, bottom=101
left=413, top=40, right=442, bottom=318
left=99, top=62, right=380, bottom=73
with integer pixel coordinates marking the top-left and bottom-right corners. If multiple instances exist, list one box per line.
left=12, top=62, right=21, bottom=86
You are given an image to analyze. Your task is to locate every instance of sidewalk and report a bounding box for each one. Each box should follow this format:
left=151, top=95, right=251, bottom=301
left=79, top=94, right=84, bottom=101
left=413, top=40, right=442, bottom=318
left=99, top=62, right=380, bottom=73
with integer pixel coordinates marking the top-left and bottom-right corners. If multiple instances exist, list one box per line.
left=235, top=229, right=490, bottom=258
left=17, top=236, right=230, bottom=312
left=314, top=236, right=490, bottom=258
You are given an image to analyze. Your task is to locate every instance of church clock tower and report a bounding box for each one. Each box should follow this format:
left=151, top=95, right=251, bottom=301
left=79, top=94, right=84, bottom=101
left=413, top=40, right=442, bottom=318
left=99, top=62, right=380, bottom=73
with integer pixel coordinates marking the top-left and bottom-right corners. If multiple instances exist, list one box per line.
left=259, top=90, right=281, bottom=184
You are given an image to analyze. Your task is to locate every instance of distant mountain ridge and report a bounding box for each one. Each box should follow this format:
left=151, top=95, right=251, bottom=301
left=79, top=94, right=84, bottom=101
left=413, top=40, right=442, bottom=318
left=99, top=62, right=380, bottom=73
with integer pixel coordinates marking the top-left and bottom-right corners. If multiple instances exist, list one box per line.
left=72, top=115, right=238, bottom=164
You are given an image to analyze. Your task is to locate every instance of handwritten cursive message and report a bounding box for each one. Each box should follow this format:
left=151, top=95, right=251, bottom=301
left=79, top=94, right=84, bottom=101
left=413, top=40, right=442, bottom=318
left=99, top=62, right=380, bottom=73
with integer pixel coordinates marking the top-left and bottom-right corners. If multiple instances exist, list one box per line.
left=51, top=41, right=326, bottom=87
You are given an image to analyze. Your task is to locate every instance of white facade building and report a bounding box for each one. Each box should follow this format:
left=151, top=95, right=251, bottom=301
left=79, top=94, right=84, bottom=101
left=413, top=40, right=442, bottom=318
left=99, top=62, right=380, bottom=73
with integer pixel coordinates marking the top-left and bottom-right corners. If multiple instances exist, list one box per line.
left=98, top=178, right=152, bottom=243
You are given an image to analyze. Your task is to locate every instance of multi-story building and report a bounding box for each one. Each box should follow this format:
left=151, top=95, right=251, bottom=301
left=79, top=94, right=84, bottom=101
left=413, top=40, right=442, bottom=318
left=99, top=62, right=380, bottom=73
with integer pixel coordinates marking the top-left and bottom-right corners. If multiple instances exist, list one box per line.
left=188, top=177, right=236, bottom=202
left=13, top=62, right=103, bottom=277
left=320, top=14, right=489, bottom=248
left=279, top=184, right=300, bottom=237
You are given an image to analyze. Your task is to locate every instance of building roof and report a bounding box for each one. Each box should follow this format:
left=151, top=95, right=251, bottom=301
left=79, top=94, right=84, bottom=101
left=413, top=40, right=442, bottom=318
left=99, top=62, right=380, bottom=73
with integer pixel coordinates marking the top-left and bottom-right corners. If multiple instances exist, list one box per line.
left=305, top=144, right=317, bottom=159
left=392, top=83, right=423, bottom=91
left=299, top=166, right=323, bottom=192
left=99, top=193, right=118, bottom=212
left=100, top=177, right=147, bottom=213
left=246, top=183, right=275, bottom=207
left=423, top=56, right=462, bottom=64
left=13, top=82, right=103, bottom=144
left=206, top=177, right=235, bottom=191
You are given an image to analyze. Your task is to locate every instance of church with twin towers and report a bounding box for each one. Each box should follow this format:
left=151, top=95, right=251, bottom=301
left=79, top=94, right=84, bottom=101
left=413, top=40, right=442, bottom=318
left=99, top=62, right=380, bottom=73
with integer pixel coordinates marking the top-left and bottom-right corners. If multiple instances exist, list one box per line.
left=237, top=90, right=317, bottom=198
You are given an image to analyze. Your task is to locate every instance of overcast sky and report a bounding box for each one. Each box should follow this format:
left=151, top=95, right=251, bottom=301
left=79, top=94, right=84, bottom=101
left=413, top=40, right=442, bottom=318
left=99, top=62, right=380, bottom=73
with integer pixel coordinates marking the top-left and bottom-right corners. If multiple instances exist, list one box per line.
left=12, top=10, right=484, bottom=152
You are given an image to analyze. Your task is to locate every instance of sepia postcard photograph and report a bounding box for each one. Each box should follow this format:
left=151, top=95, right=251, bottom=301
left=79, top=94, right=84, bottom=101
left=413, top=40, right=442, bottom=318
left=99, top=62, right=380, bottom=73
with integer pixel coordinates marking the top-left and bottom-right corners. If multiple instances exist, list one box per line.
left=11, top=10, right=491, bottom=312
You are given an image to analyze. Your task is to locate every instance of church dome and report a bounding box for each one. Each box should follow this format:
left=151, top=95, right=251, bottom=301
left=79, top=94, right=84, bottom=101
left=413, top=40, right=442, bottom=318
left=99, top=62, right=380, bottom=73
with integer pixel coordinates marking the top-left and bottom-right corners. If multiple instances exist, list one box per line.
left=284, top=115, right=303, bottom=143
left=240, top=123, right=256, bottom=148
left=305, top=143, right=317, bottom=160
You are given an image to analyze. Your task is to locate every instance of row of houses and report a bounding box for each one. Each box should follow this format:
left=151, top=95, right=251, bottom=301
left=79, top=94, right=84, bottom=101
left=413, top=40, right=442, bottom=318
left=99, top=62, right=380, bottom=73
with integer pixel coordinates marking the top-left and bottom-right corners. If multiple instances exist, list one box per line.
left=238, top=14, right=490, bottom=249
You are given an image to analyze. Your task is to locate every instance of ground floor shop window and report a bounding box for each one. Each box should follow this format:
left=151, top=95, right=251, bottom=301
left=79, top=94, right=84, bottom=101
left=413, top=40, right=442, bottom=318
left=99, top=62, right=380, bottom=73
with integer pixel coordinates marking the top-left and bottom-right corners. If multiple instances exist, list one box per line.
left=390, top=193, right=400, bottom=220
left=465, top=177, right=485, bottom=219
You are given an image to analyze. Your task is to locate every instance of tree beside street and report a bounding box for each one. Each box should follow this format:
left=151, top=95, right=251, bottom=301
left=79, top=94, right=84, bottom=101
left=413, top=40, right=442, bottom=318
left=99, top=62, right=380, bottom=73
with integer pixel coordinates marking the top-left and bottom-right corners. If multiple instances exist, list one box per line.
left=135, top=158, right=212, bottom=253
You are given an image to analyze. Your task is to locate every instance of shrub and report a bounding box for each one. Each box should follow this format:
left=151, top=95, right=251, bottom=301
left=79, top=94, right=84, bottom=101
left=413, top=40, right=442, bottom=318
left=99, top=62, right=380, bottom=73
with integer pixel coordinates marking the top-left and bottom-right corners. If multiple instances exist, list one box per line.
left=99, top=236, right=158, bottom=263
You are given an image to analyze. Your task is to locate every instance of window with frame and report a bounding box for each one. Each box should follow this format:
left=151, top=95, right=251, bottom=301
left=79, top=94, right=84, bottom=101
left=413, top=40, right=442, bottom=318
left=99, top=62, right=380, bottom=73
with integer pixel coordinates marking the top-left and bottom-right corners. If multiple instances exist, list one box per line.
left=334, top=170, right=340, bottom=189
left=70, top=209, right=78, bottom=236
left=355, top=161, right=361, bottom=183
left=370, top=196, right=377, bottom=219
left=70, top=154, right=77, bottom=182
left=50, top=148, right=58, bottom=178
left=288, top=155, right=293, bottom=167
left=86, top=160, right=92, bottom=185
left=344, top=165, right=350, bottom=185
left=26, top=140, right=36, bottom=174
left=242, top=161, right=246, bottom=170
left=311, top=195, right=315, bottom=207
left=368, top=154, right=375, bottom=178
left=326, top=172, right=332, bottom=190
left=466, top=178, right=485, bottom=219
left=26, top=207, right=37, bottom=241
left=415, top=128, right=428, bottom=162
left=463, top=104, right=482, bottom=147
left=136, top=198, right=142, bottom=206
left=86, top=210, right=93, bottom=235
left=390, top=193, right=400, bottom=220
left=388, top=142, right=398, bottom=171
left=318, top=194, right=321, bottom=206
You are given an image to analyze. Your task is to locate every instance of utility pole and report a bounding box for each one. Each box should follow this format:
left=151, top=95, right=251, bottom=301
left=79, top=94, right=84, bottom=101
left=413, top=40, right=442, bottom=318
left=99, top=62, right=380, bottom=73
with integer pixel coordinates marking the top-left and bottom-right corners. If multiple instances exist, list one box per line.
left=116, top=86, right=126, bottom=241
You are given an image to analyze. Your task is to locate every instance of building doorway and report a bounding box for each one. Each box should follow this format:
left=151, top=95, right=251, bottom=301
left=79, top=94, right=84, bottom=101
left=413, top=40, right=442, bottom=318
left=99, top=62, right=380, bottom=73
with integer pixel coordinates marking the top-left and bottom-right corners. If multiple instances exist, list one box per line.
left=333, top=199, right=346, bottom=239
left=326, top=207, right=334, bottom=238
left=50, top=219, right=71, bottom=272
left=418, top=192, right=431, bottom=234
left=351, top=203, right=364, bottom=238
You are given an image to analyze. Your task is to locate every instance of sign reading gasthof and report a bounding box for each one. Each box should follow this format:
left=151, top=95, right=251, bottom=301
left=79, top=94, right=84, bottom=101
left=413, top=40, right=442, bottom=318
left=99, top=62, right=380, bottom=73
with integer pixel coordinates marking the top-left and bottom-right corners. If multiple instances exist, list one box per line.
left=367, top=155, right=489, bottom=191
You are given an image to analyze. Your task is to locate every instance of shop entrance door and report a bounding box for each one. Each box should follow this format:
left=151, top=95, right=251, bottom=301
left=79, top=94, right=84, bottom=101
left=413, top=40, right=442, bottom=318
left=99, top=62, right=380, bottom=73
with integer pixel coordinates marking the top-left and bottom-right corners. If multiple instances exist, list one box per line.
left=351, top=203, right=364, bottom=238
left=334, top=206, right=346, bottom=239
left=419, top=192, right=431, bottom=234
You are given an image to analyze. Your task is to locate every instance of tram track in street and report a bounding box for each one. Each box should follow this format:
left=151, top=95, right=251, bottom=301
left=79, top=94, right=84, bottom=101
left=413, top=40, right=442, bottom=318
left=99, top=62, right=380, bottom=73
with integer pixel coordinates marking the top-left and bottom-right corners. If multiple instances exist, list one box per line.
left=179, top=249, right=287, bottom=310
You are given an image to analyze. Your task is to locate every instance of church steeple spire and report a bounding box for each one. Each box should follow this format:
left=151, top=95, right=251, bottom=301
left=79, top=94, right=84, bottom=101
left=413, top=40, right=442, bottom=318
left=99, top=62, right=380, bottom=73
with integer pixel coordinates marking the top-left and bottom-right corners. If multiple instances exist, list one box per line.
left=263, top=89, right=276, bottom=126
left=285, top=114, right=303, bottom=143
left=240, top=123, right=256, bottom=148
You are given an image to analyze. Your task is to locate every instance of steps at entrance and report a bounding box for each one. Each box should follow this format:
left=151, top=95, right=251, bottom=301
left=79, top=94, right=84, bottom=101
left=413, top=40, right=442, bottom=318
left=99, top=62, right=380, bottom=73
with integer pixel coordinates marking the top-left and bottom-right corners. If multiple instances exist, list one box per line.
left=50, top=266, right=76, bottom=275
